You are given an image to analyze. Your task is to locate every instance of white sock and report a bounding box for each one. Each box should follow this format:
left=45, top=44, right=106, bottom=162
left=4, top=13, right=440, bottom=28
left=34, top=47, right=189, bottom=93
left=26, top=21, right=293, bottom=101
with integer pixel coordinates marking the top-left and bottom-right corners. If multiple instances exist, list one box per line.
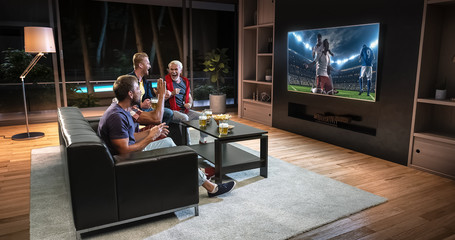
left=210, top=185, right=218, bottom=193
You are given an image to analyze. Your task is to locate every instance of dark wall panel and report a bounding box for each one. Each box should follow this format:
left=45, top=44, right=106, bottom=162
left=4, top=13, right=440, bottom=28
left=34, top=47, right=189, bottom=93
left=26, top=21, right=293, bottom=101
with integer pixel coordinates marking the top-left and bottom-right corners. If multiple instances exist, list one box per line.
left=273, top=0, right=424, bottom=165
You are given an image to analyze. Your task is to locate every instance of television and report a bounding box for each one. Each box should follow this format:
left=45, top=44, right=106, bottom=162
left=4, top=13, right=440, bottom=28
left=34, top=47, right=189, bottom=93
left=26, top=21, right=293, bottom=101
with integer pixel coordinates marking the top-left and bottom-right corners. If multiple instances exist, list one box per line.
left=287, top=23, right=380, bottom=102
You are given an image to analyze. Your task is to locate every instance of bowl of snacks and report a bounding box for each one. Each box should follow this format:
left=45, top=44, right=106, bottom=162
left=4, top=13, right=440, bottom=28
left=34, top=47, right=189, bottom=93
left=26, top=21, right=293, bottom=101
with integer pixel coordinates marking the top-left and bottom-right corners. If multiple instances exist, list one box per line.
left=212, top=114, right=231, bottom=125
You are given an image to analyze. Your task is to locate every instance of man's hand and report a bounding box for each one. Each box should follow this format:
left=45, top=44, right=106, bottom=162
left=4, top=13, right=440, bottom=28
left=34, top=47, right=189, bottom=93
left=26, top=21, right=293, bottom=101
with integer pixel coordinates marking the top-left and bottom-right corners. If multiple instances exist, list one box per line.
left=141, top=99, right=151, bottom=109
left=147, top=123, right=169, bottom=141
left=156, top=78, right=165, bottom=97
left=172, top=88, right=181, bottom=96
left=184, top=102, right=191, bottom=109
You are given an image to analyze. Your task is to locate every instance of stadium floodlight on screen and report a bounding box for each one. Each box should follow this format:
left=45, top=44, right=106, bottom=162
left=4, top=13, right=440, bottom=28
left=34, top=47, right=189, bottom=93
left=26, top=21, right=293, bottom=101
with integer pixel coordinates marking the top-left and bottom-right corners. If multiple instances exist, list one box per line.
left=287, top=23, right=380, bottom=102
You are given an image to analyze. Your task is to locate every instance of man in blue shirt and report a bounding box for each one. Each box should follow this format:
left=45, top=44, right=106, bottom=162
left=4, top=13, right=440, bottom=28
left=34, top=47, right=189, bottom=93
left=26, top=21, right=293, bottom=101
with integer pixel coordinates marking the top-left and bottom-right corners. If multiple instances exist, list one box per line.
left=98, top=75, right=235, bottom=197
left=358, top=44, right=375, bottom=96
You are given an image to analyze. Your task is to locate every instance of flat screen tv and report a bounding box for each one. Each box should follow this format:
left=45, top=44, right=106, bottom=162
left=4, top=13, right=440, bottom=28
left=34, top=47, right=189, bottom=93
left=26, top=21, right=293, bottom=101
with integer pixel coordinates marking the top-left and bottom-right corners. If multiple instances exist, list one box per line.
left=287, top=23, right=380, bottom=102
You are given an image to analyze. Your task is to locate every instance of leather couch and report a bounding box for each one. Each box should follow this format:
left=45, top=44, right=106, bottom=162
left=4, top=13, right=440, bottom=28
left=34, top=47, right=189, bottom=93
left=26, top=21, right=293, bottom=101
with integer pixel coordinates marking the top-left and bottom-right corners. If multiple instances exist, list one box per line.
left=57, top=107, right=199, bottom=238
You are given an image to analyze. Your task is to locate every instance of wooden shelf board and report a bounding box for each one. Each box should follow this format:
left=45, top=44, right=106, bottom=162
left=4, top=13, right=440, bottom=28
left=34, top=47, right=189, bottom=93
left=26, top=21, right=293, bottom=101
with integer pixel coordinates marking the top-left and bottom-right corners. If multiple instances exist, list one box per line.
left=414, top=132, right=455, bottom=145
left=244, top=23, right=273, bottom=29
left=244, top=25, right=257, bottom=30
left=428, top=0, right=455, bottom=5
left=243, top=79, right=257, bottom=83
left=243, top=80, right=273, bottom=85
left=257, top=23, right=274, bottom=28
left=417, top=98, right=455, bottom=107
left=242, top=99, right=272, bottom=107
left=258, top=53, right=273, bottom=56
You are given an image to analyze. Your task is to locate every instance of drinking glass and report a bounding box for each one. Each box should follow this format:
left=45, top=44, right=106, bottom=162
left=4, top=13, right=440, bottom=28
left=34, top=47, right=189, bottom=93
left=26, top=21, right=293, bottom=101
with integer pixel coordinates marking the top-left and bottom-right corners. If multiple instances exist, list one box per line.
left=150, top=98, right=158, bottom=109
left=219, top=122, right=229, bottom=135
left=199, top=115, right=207, bottom=127
left=204, top=109, right=212, bottom=124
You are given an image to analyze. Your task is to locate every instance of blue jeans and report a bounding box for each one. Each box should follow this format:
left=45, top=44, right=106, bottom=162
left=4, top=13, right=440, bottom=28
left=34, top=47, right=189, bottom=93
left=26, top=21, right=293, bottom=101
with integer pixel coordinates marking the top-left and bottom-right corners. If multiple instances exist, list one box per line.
left=143, top=137, right=207, bottom=186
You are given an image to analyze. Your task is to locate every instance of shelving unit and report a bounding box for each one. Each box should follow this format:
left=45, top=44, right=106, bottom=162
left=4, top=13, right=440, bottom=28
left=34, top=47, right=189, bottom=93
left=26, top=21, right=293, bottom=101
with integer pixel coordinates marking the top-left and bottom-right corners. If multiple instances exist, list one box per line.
left=408, top=0, right=455, bottom=179
left=238, top=0, right=274, bottom=126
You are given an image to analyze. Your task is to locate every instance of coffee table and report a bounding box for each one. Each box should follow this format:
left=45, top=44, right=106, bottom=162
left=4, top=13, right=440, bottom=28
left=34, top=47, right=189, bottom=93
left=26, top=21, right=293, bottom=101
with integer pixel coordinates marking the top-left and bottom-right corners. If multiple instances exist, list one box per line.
left=182, top=119, right=268, bottom=184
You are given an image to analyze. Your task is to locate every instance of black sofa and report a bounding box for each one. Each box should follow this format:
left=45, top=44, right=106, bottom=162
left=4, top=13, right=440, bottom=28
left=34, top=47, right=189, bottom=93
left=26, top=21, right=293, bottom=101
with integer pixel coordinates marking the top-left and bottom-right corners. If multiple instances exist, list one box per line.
left=57, top=107, right=199, bottom=238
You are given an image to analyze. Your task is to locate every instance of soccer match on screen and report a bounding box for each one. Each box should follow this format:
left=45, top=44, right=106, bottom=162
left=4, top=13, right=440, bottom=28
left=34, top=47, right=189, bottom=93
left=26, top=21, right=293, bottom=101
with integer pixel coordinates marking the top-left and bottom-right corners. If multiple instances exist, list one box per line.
left=287, top=23, right=380, bottom=102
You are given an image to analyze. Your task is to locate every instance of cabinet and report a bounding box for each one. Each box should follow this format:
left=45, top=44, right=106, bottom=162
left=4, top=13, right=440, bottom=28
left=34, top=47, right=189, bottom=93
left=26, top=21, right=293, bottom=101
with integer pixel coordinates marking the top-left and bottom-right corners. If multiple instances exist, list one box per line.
left=408, top=0, right=455, bottom=179
left=238, top=0, right=274, bottom=126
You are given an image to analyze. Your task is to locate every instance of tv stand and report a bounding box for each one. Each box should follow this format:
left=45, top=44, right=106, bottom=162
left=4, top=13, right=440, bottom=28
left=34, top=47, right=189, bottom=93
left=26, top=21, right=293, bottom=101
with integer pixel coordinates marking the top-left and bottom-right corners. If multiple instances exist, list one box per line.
left=288, top=102, right=376, bottom=136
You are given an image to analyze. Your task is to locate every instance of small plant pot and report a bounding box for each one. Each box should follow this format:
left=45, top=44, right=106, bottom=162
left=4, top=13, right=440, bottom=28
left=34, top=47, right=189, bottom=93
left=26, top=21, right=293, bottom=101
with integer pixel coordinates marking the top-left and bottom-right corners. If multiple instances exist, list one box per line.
left=435, top=89, right=447, bottom=100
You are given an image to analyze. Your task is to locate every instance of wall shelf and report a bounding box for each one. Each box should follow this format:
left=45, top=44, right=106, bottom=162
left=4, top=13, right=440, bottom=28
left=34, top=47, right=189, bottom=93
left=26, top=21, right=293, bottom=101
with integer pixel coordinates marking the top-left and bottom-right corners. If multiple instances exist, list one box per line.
left=243, top=99, right=271, bottom=106
left=243, top=80, right=273, bottom=85
left=408, top=0, right=455, bottom=179
left=417, top=98, right=455, bottom=106
left=239, top=0, right=274, bottom=126
left=414, top=132, right=455, bottom=145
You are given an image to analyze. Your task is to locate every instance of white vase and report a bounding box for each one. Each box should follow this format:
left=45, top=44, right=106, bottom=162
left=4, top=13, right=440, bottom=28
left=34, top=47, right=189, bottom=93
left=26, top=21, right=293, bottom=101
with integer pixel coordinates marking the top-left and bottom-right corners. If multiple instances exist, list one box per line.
left=209, top=94, right=226, bottom=114
left=435, top=89, right=447, bottom=100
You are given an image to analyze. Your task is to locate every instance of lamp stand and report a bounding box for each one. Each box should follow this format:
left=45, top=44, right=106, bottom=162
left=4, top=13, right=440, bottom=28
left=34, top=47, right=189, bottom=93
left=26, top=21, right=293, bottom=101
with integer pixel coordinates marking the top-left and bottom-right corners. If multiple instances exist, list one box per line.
left=12, top=53, right=45, bottom=141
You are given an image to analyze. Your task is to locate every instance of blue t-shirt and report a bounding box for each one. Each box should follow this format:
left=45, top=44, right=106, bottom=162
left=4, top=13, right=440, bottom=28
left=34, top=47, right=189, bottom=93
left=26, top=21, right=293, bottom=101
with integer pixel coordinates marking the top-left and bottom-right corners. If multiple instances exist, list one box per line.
left=98, top=103, right=138, bottom=155
left=360, top=46, right=374, bottom=66
left=172, top=79, right=188, bottom=110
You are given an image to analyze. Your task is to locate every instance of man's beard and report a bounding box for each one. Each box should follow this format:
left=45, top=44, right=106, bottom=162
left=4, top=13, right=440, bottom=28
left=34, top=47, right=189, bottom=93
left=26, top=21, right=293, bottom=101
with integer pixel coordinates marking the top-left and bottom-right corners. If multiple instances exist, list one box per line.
left=132, top=97, right=141, bottom=108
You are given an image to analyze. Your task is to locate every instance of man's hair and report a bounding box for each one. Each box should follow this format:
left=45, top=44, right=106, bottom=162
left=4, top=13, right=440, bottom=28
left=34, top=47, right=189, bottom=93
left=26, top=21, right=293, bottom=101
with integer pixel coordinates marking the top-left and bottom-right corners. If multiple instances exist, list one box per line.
left=113, top=75, right=138, bottom=101
left=133, top=52, right=149, bottom=69
left=317, top=34, right=322, bottom=38
left=168, top=60, right=183, bottom=70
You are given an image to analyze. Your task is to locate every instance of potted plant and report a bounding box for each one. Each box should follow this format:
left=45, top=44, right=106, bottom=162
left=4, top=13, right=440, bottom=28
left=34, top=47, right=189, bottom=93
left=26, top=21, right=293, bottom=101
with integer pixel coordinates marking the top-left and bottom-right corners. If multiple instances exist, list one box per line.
left=202, top=48, right=231, bottom=114
left=435, top=77, right=447, bottom=100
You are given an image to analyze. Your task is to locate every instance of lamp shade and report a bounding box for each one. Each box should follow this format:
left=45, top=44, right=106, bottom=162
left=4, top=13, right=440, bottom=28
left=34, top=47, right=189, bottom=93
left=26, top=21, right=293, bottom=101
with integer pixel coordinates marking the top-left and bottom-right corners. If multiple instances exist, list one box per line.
left=24, top=27, right=56, bottom=53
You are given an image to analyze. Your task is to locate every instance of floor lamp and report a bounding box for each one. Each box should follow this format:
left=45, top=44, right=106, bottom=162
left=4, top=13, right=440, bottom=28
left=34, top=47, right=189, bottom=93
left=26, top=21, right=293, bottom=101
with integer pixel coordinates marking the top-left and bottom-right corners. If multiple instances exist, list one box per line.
left=12, top=27, right=56, bottom=141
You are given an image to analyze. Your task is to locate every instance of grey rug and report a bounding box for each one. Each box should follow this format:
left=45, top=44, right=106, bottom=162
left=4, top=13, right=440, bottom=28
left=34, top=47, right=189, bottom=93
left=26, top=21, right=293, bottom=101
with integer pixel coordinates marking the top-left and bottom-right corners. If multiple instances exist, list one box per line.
left=30, top=144, right=386, bottom=240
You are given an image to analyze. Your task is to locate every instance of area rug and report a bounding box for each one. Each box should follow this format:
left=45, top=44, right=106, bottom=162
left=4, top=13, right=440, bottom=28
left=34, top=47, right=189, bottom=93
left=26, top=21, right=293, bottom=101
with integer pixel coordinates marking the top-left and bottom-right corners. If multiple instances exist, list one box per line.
left=30, top=144, right=386, bottom=240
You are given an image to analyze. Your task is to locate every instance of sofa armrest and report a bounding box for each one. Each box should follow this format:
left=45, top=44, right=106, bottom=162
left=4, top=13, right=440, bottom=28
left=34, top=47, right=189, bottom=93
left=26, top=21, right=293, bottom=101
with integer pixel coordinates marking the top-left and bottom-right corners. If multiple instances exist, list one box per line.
left=114, top=146, right=199, bottom=220
left=85, top=117, right=100, bottom=132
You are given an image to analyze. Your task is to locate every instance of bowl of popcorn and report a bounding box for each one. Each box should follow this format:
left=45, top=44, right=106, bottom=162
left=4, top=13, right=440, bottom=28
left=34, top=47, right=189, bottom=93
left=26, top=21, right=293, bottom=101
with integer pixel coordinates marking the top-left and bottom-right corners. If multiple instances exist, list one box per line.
left=212, top=114, right=231, bottom=125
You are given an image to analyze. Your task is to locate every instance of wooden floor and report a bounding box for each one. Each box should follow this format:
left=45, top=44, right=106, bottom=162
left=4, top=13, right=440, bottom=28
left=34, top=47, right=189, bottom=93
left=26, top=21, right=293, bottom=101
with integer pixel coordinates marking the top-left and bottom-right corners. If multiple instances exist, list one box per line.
left=1, top=114, right=455, bottom=240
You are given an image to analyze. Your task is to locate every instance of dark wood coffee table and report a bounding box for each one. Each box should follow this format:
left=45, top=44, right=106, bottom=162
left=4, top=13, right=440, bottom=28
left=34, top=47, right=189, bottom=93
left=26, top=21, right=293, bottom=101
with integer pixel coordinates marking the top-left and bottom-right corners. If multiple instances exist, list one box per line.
left=182, top=119, right=268, bottom=184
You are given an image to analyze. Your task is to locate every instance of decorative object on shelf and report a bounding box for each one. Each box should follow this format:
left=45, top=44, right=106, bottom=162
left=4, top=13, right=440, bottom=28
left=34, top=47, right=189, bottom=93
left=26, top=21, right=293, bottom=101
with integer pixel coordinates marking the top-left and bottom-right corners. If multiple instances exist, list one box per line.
left=260, top=92, right=271, bottom=102
left=435, top=78, right=447, bottom=100
left=12, top=27, right=56, bottom=141
left=265, top=68, right=272, bottom=81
